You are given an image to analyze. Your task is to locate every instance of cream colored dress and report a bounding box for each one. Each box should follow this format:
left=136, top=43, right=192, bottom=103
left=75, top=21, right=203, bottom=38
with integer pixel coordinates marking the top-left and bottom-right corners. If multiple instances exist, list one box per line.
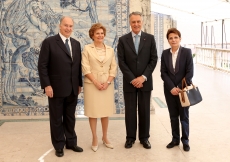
left=82, top=44, right=117, bottom=118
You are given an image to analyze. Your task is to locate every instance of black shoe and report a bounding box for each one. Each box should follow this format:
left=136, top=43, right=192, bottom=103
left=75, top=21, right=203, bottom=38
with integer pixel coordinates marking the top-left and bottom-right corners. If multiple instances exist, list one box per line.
left=166, top=141, right=179, bottom=148
left=55, top=149, right=64, bottom=157
left=183, top=144, right=190, bottom=151
left=66, top=145, right=83, bottom=152
left=140, top=140, right=151, bottom=149
left=125, top=140, right=135, bottom=148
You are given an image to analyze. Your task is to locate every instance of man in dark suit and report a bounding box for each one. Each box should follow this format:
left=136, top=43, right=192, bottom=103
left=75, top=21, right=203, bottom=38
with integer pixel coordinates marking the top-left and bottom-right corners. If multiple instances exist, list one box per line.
left=38, top=16, right=83, bottom=157
left=117, top=12, right=158, bottom=149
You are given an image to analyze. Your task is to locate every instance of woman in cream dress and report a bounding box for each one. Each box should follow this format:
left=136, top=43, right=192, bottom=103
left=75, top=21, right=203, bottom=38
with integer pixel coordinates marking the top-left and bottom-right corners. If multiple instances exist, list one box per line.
left=82, top=23, right=117, bottom=152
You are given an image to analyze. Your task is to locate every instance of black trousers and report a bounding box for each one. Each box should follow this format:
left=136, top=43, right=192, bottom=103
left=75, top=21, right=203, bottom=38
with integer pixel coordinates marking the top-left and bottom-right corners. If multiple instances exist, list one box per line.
left=164, top=89, right=189, bottom=144
left=124, top=90, right=151, bottom=142
left=48, top=90, right=78, bottom=150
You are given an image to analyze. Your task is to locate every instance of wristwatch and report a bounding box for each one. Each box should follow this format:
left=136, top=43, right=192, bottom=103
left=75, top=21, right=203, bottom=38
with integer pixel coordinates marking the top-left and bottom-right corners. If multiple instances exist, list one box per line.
left=107, top=81, right=111, bottom=85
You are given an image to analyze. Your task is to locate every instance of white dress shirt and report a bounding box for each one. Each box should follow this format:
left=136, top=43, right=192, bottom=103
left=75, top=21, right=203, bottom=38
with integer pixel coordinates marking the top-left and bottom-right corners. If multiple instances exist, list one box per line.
left=170, top=47, right=180, bottom=71
left=170, top=47, right=180, bottom=92
left=59, top=33, right=72, bottom=57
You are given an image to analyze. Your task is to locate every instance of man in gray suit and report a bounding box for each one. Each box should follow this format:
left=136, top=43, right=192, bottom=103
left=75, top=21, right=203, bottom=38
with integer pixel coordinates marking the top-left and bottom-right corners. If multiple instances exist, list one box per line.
left=117, top=12, right=158, bottom=149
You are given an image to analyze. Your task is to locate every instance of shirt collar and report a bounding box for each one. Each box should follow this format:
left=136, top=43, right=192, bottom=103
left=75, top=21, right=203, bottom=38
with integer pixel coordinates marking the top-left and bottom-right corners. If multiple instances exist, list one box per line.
left=131, top=31, right=142, bottom=38
left=59, top=33, right=70, bottom=42
left=170, top=46, right=180, bottom=55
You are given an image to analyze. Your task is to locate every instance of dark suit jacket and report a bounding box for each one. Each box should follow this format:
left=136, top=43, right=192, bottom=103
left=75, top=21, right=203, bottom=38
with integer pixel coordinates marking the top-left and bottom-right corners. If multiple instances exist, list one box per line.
left=38, top=34, right=82, bottom=97
left=160, top=46, right=193, bottom=92
left=117, top=31, right=158, bottom=92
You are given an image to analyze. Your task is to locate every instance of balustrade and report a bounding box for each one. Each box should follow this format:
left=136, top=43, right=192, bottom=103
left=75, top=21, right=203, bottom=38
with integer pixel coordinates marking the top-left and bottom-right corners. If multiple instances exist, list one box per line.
left=195, top=47, right=230, bottom=73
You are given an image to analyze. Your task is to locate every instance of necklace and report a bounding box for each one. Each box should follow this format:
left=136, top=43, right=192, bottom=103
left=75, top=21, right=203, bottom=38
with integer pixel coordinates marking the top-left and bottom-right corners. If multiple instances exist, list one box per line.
left=94, top=43, right=105, bottom=49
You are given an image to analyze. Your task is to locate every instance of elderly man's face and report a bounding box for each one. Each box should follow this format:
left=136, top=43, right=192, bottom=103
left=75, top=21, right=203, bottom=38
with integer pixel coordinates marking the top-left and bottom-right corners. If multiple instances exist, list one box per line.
left=129, top=15, right=142, bottom=34
left=59, top=17, right=74, bottom=38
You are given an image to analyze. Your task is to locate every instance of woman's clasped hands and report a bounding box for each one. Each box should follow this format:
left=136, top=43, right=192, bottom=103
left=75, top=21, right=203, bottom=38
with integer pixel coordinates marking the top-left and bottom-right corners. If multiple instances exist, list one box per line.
left=93, top=80, right=109, bottom=90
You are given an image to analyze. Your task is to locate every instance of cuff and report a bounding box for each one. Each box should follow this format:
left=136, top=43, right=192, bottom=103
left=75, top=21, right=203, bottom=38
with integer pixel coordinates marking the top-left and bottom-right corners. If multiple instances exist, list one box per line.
left=142, top=75, right=147, bottom=81
left=130, top=79, right=134, bottom=84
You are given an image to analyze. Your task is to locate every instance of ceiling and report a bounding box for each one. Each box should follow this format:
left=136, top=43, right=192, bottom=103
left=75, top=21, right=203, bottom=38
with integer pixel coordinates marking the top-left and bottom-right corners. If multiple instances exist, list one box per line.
left=151, top=0, right=230, bottom=22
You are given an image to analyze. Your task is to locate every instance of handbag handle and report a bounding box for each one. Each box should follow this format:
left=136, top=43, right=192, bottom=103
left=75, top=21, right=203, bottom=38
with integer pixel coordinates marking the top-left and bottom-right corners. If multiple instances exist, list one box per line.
left=181, top=78, right=195, bottom=90
left=180, top=78, right=186, bottom=103
left=181, top=78, right=187, bottom=90
left=180, top=78, right=195, bottom=103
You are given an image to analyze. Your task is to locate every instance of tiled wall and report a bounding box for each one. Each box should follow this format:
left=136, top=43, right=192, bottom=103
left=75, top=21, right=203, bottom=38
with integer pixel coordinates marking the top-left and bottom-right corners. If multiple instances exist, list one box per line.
left=130, top=0, right=151, bottom=33
left=151, top=12, right=177, bottom=59
left=0, top=0, right=173, bottom=116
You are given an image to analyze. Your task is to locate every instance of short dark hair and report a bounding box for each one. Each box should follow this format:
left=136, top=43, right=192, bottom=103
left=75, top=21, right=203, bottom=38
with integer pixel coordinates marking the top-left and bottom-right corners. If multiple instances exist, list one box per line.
left=166, top=28, right=181, bottom=39
left=89, top=23, right=106, bottom=40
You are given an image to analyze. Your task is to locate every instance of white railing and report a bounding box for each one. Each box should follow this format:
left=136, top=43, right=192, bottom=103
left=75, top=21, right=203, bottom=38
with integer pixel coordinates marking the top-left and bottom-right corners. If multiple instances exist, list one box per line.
left=195, top=47, right=230, bottom=73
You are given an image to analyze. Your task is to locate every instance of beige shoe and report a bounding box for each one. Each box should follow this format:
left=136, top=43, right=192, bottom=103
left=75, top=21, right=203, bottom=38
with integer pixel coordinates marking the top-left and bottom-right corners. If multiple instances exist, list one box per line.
left=102, top=139, right=114, bottom=149
left=91, top=145, right=98, bottom=152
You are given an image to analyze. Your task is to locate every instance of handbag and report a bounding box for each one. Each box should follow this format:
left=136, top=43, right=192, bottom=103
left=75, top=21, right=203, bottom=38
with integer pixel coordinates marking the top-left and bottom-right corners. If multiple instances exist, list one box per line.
left=179, top=78, right=202, bottom=107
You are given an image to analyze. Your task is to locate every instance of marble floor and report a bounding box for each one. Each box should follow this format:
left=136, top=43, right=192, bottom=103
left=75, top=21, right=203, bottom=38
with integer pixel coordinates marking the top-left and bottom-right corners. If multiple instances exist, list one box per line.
left=0, top=63, right=230, bottom=162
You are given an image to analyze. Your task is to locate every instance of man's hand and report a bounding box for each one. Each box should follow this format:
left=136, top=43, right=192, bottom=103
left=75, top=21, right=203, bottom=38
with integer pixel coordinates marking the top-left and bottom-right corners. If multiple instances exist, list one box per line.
left=78, top=87, right=82, bottom=94
left=135, top=83, right=143, bottom=88
left=132, top=76, right=145, bottom=88
left=45, top=86, right=53, bottom=98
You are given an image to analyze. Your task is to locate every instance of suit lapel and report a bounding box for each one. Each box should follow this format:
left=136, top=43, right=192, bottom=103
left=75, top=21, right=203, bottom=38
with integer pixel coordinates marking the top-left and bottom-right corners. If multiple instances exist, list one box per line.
left=174, top=46, right=182, bottom=74
left=88, top=43, right=103, bottom=62
left=70, top=38, right=75, bottom=61
left=126, top=31, right=146, bottom=55
left=126, top=33, right=136, bottom=54
left=138, top=32, right=146, bottom=54
left=56, top=34, right=72, bottom=58
left=88, top=44, right=112, bottom=64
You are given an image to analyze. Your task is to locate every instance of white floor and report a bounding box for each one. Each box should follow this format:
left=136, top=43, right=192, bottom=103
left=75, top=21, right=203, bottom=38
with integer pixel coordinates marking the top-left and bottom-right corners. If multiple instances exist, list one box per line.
left=0, top=63, right=230, bottom=162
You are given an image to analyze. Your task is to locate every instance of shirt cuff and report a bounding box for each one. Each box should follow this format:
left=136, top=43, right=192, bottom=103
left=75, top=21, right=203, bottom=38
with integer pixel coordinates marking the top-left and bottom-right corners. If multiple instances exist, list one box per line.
left=142, top=75, right=147, bottom=81
left=170, top=87, right=175, bottom=93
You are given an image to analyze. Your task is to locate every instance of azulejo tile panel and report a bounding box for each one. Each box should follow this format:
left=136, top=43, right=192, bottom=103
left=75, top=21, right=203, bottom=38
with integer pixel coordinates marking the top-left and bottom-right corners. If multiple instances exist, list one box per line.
left=0, top=0, right=129, bottom=116
left=152, top=12, right=177, bottom=58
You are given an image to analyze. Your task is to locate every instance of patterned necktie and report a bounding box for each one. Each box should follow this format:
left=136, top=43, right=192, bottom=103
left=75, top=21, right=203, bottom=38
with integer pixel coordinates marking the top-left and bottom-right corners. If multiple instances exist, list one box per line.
left=134, top=35, right=140, bottom=54
left=65, top=39, right=70, bottom=54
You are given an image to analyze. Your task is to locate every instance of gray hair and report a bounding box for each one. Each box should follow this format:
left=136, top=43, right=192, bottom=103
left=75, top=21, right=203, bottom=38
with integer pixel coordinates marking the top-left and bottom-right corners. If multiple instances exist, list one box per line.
left=129, top=12, right=142, bottom=18
left=60, top=16, right=74, bottom=24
